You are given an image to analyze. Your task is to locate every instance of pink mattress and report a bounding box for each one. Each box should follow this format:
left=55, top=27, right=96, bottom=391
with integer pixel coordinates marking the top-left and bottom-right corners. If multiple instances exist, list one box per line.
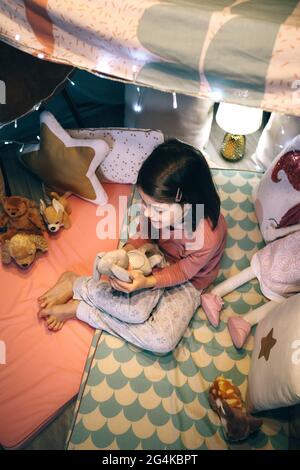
left=0, top=183, right=132, bottom=449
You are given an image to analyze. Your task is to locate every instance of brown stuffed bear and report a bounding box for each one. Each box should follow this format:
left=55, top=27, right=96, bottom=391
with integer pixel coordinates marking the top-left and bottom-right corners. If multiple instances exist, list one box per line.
left=0, top=196, right=45, bottom=243
left=1, top=233, right=48, bottom=269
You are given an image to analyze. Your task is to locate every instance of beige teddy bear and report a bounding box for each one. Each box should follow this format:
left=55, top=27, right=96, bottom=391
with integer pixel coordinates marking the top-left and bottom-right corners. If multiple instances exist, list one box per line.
left=1, top=233, right=48, bottom=269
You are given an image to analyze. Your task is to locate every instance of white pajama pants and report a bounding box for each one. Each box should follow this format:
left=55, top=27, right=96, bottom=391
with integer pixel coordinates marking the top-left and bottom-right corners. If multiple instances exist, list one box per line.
left=73, top=276, right=202, bottom=355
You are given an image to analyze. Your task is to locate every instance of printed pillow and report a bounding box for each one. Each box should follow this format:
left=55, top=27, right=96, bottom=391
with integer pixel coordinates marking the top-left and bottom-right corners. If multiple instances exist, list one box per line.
left=69, top=128, right=164, bottom=184
left=20, top=111, right=110, bottom=205
left=252, top=135, right=300, bottom=243
left=253, top=113, right=300, bottom=171
left=247, top=294, right=300, bottom=413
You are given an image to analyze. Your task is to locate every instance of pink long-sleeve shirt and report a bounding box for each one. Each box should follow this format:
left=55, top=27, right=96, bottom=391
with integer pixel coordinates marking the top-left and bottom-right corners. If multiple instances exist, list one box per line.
left=126, top=213, right=227, bottom=290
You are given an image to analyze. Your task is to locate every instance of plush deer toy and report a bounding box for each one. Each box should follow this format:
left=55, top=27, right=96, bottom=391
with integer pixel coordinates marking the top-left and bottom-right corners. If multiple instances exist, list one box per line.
left=40, top=192, right=72, bottom=233
left=209, top=376, right=262, bottom=442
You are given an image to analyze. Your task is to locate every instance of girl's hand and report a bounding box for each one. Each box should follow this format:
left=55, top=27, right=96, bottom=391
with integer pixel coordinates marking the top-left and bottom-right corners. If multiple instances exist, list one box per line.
left=109, top=270, right=156, bottom=293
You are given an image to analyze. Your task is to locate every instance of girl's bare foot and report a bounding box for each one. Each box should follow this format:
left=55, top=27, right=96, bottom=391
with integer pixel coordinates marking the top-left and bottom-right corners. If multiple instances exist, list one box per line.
left=38, top=271, right=79, bottom=308
left=39, top=299, right=80, bottom=331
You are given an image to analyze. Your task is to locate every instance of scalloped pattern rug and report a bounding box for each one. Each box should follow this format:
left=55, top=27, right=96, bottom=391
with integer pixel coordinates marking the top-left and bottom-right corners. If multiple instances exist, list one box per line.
left=67, top=169, right=289, bottom=450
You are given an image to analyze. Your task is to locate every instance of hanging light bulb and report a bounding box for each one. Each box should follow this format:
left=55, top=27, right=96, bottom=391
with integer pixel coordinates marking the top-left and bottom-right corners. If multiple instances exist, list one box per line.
left=37, top=52, right=45, bottom=59
left=19, top=144, right=25, bottom=153
left=34, top=102, right=41, bottom=111
left=67, top=77, right=75, bottom=86
left=172, top=92, right=177, bottom=109
left=37, top=135, right=40, bottom=141
left=15, top=34, right=21, bottom=41
left=14, top=120, right=18, bottom=128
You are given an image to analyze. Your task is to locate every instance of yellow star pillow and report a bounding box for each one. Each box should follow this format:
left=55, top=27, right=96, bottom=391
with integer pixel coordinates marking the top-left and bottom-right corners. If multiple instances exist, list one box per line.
left=20, top=111, right=110, bottom=205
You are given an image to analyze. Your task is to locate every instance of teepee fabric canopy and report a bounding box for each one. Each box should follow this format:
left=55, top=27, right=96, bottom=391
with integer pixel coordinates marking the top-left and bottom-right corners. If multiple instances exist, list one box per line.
left=0, top=0, right=300, bottom=116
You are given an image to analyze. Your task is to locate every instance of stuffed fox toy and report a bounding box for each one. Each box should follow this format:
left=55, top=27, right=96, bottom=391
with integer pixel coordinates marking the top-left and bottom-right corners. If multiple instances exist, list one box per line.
left=40, top=192, right=72, bottom=233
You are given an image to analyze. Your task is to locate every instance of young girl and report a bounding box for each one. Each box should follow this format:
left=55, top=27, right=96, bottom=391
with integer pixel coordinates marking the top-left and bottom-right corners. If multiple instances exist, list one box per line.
left=38, top=140, right=227, bottom=354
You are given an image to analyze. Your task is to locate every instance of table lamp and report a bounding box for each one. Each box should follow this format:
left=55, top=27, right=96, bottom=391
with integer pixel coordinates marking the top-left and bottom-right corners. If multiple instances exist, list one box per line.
left=216, top=103, right=263, bottom=161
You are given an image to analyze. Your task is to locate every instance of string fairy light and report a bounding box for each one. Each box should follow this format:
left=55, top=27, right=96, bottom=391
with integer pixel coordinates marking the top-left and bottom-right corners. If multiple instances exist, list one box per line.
left=0, top=68, right=78, bottom=149
left=132, top=63, right=142, bottom=113
left=0, top=139, right=38, bottom=150
left=0, top=67, right=112, bottom=150
left=133, top=87, right=143, bottom=113
left=67, top=77, right=75, bottom=86
left=0, top=110, right=41, bottom=150
left=172, top=92, right=177, bottom=109
left=1, top=66, right=183, bottom=149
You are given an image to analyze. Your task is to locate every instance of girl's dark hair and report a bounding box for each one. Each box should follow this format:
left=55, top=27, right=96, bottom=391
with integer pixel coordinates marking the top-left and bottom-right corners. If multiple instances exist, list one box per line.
left=136, top=139, right=220, bottom=232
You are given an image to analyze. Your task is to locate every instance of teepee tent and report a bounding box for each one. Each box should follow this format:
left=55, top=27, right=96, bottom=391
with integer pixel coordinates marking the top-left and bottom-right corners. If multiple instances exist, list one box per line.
left=1, top=0, right=300, bottom=452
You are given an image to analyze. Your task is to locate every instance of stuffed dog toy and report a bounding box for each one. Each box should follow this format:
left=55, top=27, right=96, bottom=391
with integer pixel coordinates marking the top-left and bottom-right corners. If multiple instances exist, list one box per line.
left=209, top=376, right=262, bottom=442
left=93, top=243, right=167, bottom=283
left=0, top=196, right=45, bottom=242
left=1, top=232, right=48, bottom=269
left=40, top=192, right=72, bottom=233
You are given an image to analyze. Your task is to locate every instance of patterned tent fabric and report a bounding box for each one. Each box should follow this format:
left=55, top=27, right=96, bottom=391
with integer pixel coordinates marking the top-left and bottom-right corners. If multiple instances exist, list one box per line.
left=66, top=169, right=290, bottom=451
left=1, top=1, right=300, bottom=116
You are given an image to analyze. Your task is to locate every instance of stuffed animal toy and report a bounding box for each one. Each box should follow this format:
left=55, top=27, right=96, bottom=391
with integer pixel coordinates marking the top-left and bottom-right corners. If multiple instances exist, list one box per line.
left=209, top=376, right=262, bottom=442
left=201, top=230, right=300, bottom=348
left=252, top=140, right=300, bottom=243
left=1, top=232, right=48, bottom=269
left=0, top=196, right=45, bottom=243
left=40, top=191, right=72, bottom=233
left=93, top=243, right=167, bottom=283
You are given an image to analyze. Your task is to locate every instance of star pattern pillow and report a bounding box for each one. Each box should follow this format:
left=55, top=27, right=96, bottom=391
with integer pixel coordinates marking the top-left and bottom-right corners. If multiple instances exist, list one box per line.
left=247, top=294, right=300, bottom=413
left=20, top=111, right=110, bottom=205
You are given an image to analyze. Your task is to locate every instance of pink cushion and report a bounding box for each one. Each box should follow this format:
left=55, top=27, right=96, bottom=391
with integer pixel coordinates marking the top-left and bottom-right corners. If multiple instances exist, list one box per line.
left=0, top=183, right=132, bottom=448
